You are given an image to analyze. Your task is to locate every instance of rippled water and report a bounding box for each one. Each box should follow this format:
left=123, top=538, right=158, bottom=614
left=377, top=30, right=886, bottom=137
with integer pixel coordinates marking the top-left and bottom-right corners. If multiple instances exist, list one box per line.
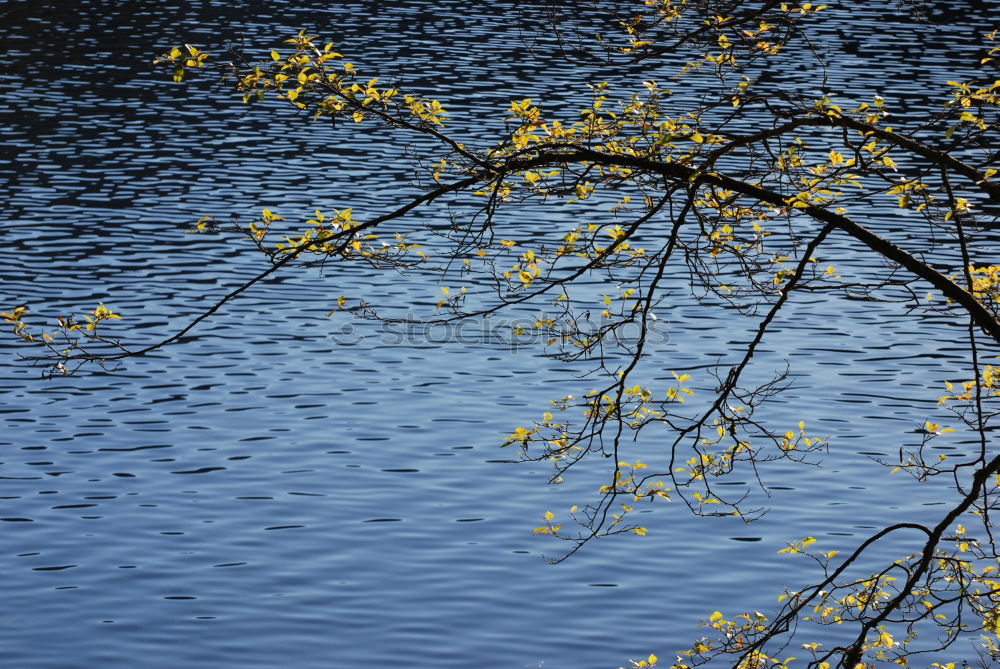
left=2, top=1, right=998, bottom=667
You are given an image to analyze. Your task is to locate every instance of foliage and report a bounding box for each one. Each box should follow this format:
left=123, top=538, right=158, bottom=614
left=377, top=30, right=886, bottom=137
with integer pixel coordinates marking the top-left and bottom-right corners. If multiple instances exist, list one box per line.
left=6, top=1, right=1000, bottom=667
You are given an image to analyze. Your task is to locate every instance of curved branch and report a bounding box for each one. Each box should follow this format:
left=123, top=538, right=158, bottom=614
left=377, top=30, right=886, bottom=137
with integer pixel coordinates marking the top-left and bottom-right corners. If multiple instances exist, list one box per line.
left=509, top=145, right=1000, bottom=344
left=26, top=171, right=483, bottom=367
left=840, top=454, right=1000, bottom=667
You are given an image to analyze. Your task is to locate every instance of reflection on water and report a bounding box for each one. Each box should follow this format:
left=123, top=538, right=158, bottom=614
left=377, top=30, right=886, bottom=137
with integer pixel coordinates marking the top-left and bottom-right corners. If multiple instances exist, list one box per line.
left=2, top=1, right=997, bottom=667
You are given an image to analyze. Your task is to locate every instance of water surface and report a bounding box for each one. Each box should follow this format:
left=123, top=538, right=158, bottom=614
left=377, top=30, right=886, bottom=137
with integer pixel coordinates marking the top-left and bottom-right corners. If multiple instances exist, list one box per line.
left=2, top=1, right=998, bottom=667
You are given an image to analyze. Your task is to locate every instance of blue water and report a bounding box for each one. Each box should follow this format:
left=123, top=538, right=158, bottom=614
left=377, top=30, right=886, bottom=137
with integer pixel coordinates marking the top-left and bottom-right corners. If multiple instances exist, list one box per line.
left=2, top=1, right=998, bottom=667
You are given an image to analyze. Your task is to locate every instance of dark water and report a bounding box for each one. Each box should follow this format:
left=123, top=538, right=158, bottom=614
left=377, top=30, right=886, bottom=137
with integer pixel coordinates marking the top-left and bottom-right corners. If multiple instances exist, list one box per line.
left=2, top=1, right=998, bottom=667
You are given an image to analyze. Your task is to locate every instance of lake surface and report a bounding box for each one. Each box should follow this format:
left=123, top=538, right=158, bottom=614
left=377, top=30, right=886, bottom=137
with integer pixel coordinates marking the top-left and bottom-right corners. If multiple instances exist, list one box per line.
left=2, top=1, right=998, bottom=667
